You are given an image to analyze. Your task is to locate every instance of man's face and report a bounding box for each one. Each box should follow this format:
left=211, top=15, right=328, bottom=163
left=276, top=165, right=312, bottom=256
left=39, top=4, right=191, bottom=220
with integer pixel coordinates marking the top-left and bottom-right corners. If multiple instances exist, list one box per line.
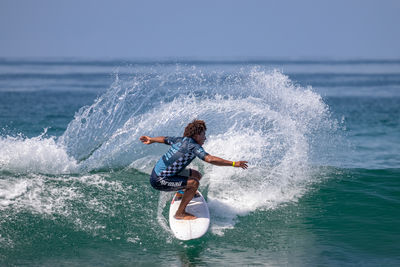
left=193, top=131, right=206, bottom=145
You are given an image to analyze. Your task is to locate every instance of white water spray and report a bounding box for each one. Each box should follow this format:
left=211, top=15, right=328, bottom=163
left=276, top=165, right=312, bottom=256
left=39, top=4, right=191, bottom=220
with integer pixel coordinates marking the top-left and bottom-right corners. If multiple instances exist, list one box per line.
left=0, top=67, right=337, bottom=234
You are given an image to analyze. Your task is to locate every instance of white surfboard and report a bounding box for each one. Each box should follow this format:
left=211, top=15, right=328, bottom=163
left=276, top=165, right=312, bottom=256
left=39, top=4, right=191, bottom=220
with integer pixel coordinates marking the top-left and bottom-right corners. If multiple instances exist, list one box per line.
left=168, top=191, right=210, bottom=240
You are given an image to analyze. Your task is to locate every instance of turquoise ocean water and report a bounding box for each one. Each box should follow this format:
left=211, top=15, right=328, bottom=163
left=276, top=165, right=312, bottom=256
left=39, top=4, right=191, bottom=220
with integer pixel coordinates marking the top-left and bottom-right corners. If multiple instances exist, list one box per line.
left=0, top=59, right=399, bottom=266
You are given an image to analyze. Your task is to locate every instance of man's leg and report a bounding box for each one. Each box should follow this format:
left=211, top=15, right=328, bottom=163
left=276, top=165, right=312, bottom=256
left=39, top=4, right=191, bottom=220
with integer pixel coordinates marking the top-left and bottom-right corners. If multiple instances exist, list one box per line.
left=175, top=170, right=202, bottom=220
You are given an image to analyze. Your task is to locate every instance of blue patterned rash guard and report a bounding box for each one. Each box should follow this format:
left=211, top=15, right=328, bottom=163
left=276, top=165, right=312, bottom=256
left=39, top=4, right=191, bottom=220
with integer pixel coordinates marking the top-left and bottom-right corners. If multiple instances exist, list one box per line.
left=154, top=136, right=209, bottom=177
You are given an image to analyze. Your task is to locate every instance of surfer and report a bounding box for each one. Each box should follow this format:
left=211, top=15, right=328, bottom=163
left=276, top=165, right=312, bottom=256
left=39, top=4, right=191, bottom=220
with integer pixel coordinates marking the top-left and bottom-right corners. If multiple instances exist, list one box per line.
left=140, top=119, right=248, bottom=220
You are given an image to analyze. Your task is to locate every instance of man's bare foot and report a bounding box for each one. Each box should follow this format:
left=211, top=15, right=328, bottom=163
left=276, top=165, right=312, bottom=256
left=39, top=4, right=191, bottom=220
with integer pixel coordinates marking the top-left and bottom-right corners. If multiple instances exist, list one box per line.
left=174, top=212, right=197, bottom=220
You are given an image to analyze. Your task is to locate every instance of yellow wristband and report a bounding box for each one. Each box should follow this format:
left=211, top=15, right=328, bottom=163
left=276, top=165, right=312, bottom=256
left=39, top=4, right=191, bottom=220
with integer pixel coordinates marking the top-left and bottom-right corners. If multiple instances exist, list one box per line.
left=232, top=161, right=235, bottom=167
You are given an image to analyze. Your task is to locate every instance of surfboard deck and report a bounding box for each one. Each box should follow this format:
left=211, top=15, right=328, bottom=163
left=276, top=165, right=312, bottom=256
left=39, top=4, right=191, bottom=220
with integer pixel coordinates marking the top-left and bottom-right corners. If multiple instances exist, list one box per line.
left=168, top=191, right=210, bottom=240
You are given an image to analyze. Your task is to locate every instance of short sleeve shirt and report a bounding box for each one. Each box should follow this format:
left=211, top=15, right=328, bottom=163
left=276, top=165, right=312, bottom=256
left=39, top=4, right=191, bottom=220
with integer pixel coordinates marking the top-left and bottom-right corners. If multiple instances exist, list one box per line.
left=154, top=136, right=209, bottom=177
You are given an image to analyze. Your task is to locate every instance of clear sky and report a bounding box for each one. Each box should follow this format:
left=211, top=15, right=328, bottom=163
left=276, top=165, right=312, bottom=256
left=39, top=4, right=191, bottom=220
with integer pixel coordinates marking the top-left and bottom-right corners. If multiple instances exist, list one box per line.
left=1, top=0, right=399, bottom=59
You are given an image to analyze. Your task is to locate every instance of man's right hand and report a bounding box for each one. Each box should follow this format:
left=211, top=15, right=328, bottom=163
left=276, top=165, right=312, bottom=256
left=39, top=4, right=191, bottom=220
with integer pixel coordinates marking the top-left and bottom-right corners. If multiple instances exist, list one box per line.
left=139, top=136, right=153, bottom=144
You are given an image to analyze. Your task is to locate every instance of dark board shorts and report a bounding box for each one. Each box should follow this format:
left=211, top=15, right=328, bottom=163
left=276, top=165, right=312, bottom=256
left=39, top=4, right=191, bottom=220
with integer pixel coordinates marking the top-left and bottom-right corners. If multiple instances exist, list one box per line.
left=150, top=168, right=192, bottom=191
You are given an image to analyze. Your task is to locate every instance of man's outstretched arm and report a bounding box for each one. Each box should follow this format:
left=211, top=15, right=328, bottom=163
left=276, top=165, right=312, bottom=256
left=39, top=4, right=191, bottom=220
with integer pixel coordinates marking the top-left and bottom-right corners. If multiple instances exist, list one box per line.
left=204, top=155, right=248, bottom=169
left=139, top=136, right=165, bottom=145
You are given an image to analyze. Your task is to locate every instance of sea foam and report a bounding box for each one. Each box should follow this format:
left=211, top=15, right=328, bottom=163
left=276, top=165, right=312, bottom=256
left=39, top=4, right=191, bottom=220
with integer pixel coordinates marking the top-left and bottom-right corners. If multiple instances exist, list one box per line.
left=0, top=133, right=78, bottom=174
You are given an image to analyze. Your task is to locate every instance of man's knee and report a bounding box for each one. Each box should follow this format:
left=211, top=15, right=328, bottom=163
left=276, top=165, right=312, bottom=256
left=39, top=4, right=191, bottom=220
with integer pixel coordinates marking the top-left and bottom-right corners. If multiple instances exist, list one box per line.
left=190, top=169, right=202, bottom=180
left=187, top=177, right=200, bottom=189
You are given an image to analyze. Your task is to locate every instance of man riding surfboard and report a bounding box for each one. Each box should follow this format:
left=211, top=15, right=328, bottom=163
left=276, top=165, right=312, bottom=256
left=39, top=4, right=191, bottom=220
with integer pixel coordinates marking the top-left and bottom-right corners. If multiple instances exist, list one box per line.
left=140, top=120, right=248, bottom=220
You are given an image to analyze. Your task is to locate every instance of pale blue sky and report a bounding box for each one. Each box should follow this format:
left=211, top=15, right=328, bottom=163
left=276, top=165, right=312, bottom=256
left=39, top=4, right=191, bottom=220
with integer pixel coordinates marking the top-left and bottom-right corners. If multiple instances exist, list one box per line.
left=1, top=0, right=399, bottom=59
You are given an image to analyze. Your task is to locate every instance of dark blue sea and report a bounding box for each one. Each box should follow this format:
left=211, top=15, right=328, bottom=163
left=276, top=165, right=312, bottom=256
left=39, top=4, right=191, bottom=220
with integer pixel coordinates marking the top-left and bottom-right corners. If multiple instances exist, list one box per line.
left=0, top=58, right=399, bottom=266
